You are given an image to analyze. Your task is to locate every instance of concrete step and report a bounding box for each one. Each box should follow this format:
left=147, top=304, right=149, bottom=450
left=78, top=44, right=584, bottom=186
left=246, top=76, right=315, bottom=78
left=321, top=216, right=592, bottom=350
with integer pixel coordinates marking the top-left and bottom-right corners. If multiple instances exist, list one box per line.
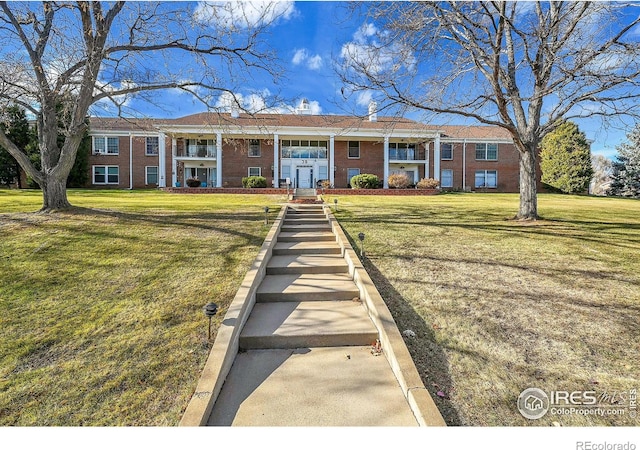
left=281, top=223, right=332, bottom=232
left=287, top=205, right=324, bottom=211
left=278, top=231, right=335, bottom=242
left=266, top=254, right=349, bottom=275
left=256, top=273, right=359, bottom=302
left=285, top=213, right=326, bottom=219
left=239, top=301, right=378, bottom=349
left=273, top=241, right=341, bottom=255
left=207, top=347, right=419, bottom=426
left=283, top=218, right=329, bottom=225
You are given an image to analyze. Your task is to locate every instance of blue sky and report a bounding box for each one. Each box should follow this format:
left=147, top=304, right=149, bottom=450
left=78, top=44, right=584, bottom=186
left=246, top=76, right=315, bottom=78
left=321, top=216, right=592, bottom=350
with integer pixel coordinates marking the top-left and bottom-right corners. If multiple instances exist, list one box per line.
left=109, top=1, right=639, bottom=160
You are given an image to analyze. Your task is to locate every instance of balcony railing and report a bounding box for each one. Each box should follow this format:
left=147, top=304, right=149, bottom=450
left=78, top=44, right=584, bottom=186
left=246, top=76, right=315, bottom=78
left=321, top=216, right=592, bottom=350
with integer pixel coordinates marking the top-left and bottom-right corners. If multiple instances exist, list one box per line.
left=177, top=145, right=217, bottom=158
left=389, top=149, right=416, bottom=160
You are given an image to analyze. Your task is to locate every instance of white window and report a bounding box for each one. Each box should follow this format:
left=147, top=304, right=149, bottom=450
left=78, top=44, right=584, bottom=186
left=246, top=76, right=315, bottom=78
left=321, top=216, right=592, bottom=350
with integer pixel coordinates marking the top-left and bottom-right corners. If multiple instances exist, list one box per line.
left=475, top=143, right=498, bottom=160
left=248, top=139, right=261, bottom=157
left=389, top=142, right=416, bottom=160
left=347, top=168, right=360, bottom=186
left=146, top=166, right=158, bottom=185
left=146, top=137, right=159, bottom=156
left=280, top=140, right=328, bottom=159
left=318, top=165, right=328, bottom=181
left=441, top=169, right=453, bottom=188
left=348, top=141, right=360, bottom=159
left=281, top=165, right=291, bottom=180
left=441, top=143, right=453, bottom=160
left=248, top=167, right=261, bottom=177
left=475, top=170, right=497, bottom=188
left=93, top=166, right=119, bottom=184
left=93, top=136, right=119, bottom=155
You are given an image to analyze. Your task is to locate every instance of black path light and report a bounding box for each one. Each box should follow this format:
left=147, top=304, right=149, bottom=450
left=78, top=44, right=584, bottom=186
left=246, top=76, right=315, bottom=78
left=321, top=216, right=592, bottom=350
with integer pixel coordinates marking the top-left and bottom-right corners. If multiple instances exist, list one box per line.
left=264, top=206, right=270, bottom=225
left=358, top=232, right=365, bottom=258
left=334, top=198, right=338, bottom=211
left=203, top=302, right=218, bottom=341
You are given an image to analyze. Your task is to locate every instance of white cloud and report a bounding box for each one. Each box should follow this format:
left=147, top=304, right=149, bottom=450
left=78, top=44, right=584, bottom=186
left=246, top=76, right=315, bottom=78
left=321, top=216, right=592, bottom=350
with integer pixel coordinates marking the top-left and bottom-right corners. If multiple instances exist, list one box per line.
left=215, top=90, right=323, bottom=115
left=291, top=48, right=323, bottom=71
left=356, top=90, right=373, bottom=107
left=194, top=1, right=296, bottom=29
left=341, top=23, right=415, bottom=76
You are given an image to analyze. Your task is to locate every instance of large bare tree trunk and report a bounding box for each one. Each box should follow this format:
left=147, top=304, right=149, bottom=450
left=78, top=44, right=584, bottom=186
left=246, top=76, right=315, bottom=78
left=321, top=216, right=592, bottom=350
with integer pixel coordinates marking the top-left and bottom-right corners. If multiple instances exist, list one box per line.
left=41, top=175, right=71, bottom=211
left=518, top=148, right=539, bottom=220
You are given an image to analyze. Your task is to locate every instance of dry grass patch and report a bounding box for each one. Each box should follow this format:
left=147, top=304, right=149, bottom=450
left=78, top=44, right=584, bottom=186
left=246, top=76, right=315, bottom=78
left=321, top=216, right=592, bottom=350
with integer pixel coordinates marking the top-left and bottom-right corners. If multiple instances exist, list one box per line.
left=330, top=193, right=640, bottom=426
left=0, top=190, right=284, bottom=425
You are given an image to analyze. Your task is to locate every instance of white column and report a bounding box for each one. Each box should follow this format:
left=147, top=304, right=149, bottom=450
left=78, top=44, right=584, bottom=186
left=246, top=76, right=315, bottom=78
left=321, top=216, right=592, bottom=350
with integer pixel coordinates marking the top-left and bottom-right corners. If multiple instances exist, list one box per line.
left=273, top=134, right=279, bottom=187
left=171, top=138, right=177, bottom=187
left=462, top=139, right=467, bottom=190
left=129, top=133, right=133, bottom=190
left=434, top=134, right=441, bottom=182
left=216, top=132, right=222, bottom=187
left=383, top=136, right=390, bottom=188
left=158, top=133, right=166, bottom=187
left=425, top=143, right=430, bottom=179
left=329, top=134, right=335, bottom=187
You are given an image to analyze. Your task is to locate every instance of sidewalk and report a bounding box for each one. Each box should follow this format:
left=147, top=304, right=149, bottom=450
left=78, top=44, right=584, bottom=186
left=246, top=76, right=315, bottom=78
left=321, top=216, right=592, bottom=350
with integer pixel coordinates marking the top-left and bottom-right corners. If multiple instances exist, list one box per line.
left=181, top=203, right=445, bottom=426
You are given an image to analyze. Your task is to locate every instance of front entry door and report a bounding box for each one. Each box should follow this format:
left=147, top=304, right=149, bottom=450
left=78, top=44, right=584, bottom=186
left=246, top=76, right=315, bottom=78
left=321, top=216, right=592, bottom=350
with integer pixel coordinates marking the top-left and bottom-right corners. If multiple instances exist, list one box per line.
left=297, top=167, right=312, bottom=188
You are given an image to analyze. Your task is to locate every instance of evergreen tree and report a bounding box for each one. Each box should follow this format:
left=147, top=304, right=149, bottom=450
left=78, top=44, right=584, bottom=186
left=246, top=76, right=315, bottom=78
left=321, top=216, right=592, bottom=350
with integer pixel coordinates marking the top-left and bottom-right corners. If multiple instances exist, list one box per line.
left=608, top=125, right=640, bottom=198
left=0, top=105, right=32, bottom=187
left=540, top=121, right=593, bottom=194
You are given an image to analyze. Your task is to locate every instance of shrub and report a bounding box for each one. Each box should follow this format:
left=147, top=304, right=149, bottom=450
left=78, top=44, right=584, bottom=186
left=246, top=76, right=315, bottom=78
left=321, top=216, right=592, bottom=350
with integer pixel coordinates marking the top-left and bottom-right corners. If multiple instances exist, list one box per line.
left=320, top=179, right=332, bottom=189
left=387, top=173, right=412, bottom=189
left=350, top=173, right=380, bottom=189
left=242, top=175, right=267, bottom=188
left=416, top=177, right=439, bottom=189
left=185, top=178, right=201, bottom=188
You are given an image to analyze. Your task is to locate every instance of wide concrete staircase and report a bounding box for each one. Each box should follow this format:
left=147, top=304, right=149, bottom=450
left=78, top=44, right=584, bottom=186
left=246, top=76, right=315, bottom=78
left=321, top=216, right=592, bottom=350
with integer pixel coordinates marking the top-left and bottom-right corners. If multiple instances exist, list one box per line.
left=206, top=204, right=419, bottom=426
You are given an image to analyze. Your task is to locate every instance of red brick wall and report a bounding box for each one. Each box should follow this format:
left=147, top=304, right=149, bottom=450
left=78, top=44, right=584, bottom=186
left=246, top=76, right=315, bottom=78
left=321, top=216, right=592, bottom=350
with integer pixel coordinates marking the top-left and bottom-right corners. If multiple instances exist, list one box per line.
left=333, top=140, right=385, bottom=188
left=87, top=135, right=131, bottom=189
left=221, top=139, right=275, bottom=187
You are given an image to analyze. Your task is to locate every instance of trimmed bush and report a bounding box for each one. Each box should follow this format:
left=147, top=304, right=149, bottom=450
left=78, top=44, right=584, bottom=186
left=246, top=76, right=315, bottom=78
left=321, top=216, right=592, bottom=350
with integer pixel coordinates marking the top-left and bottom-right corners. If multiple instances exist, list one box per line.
left=388, top=173, right=412, bottom=189
left=350, top=173, right=380, bottom=189
left=242, top=175, right=267, bottom=188
left=185, top=178, right=201, bottom=188
left=416, top=177, right=439, bottom=189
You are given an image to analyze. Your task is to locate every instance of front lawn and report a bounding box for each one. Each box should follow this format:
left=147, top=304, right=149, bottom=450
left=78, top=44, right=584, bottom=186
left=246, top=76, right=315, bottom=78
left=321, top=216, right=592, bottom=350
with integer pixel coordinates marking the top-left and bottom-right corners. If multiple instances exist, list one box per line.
left=0, top=189, right=283, bottom=425
left=329, top=193, right=640, bottom=426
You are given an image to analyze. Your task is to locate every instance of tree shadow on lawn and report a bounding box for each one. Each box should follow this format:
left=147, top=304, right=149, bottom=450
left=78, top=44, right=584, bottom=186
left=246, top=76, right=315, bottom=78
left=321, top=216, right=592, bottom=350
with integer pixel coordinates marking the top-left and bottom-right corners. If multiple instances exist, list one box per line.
left=360, top=255, right=464, bottom=426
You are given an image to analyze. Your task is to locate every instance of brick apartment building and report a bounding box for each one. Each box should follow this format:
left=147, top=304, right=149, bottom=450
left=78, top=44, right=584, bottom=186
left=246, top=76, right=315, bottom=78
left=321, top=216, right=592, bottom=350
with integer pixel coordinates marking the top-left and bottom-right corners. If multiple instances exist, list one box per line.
left=87, top=102, right=529, bottom=192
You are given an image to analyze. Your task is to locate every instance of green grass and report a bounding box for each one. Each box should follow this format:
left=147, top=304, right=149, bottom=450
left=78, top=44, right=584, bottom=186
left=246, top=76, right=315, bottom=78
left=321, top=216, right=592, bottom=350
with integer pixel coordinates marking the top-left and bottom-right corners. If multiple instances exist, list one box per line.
left=327, top=193, right=640, bottom=426
left=0, top=189, right=285, bottom=425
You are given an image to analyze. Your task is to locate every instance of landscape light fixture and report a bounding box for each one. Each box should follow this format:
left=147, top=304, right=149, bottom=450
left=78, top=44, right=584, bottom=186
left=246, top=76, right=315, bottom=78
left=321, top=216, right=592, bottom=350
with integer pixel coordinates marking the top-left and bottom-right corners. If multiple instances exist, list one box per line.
left=264, top=206, right=270, bottom=225
left=203, top=302, right=219, bottom=341
left=358, top=232, right=365, bottom=258
left=334, top=198, right=338, bottom=211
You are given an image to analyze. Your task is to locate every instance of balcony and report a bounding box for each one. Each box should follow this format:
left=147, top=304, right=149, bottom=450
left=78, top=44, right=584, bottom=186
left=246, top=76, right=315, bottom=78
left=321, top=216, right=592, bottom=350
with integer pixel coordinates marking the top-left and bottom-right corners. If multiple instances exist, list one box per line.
left=388, top=148, right=426, bottom=161
left=177, top=145, right=217, bottom=158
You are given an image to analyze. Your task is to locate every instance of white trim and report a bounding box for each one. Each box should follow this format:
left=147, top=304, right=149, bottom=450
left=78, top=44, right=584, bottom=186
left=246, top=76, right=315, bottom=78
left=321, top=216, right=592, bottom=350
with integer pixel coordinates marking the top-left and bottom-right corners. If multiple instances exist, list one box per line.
left=329, top=134, right=335, bottom=187
left=248, top=167, right=261, bottom=177
left=171, top=138, right=177, bottom=187
left=92, top=165, right=120, bottom=185
left=434, top=135, right=441, bottom=182
left=145, top=166, right=159, bottom=185
left=474, top=170, right=498, bottom=188
left=158, top=134, right=166, bottom=187
left=216, top=132, right=222, bottom=187
left=347, top=140, right=360, bottom=159
left=383, top=136, right=389, bottom=188
left=441, top=169, right=454, bottom=188
left=475, top=143, right=499, bottom=161
left=273, top=134, right=279, bottom=188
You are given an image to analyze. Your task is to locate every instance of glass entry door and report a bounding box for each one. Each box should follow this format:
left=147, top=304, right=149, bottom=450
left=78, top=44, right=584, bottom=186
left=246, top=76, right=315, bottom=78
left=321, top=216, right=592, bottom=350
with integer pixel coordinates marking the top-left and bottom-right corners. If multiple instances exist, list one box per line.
left=297, top=167, right=312, bottom=188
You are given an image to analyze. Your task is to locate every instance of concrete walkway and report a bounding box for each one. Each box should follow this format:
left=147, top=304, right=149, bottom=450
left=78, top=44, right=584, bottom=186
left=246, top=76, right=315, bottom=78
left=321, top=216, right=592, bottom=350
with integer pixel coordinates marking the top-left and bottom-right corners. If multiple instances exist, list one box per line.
left=181, top=203, right=445, bottom=427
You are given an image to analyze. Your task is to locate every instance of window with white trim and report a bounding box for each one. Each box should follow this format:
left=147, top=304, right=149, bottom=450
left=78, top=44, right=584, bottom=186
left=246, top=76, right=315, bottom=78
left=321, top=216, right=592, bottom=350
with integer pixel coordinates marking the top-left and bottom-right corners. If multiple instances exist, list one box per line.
left=348, top=141, right=360, bottom=159
left=248, top=139, right=261, bottom=157
left=475, top=143, right=498, bottom=160
left=389, top=142, right=416, bottom=160
left=93, top=165, right=119, bottom=184
left=248, top=167, right=261, bottom=177
left=347, top=168, right=360, bottom=186
left=441, top=143, right=453, bottom=160
left=475, top=170, right=497, bottom=188
left=146, top=137, right=159, bottom=155
left=146, top=166, right=158, bottom=185
left=441, top=169, right=453, bottom=188
left=93, top=136, right=119, bottom=155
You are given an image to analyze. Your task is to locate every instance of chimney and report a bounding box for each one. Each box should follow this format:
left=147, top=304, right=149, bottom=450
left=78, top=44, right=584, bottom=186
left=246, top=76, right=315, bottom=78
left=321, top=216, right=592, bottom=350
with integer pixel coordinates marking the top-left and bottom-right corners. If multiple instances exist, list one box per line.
left=296, top=98, right=311, bottom=115
left=368, top=101, right=377, bottom=122
left=230, top=105, right=240, bottom=118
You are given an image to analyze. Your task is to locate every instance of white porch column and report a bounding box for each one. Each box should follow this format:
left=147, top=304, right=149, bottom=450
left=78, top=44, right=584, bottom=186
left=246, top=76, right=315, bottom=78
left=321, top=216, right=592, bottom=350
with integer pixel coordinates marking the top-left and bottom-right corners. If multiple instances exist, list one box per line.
left=171, top=138, right=177, bottom=187
left=329, top=134, right=335, bottom=187
left=383, top=136, right=390, bottom=188
left=462, top=139, right=467, bottom=190
left=425, top=143, right=430, bottom=179
left=434, top=134, right=441, bottom=182
left=216, top=132, right=222, bottom=187
left=273, top=134, right=279, bottom=187
left=129, top=133, right=133, bottom=190
left=158, top=133, right=166, bottom=187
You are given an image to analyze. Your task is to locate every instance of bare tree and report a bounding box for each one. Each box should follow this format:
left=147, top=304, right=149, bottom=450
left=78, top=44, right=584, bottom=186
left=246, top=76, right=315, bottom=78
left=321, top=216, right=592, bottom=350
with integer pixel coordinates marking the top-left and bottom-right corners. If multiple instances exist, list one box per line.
left=591, top=154, right=613, bottom=196
left=0, top=1, right=286, bottom=211
left=339, top=1, right=640, bottom=219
